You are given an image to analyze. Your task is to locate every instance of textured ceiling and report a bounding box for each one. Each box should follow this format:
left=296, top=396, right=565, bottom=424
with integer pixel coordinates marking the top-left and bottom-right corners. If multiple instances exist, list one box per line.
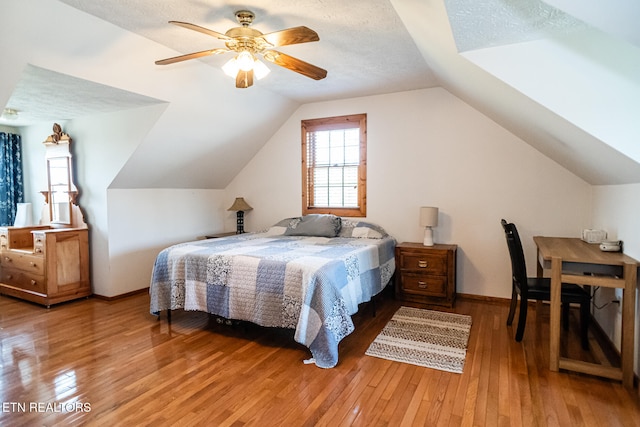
left=0, top=65, right=165, bottom=127
left=444, top=0, right=586, bottom=52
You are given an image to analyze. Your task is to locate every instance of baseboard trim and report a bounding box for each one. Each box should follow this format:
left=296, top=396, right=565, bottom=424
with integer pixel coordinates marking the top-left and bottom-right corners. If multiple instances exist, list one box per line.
left=458, top=293, right=510, bottom=305
left=92, top=288, right=149, bottom=301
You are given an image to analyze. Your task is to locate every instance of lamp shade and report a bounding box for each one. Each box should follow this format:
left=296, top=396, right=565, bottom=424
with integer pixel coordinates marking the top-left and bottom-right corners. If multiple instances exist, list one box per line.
left=227, top=197, right=253, bottom=212
left=419, top=207, right=439, bottom=227
left=13, top=203, right=33, bottom=227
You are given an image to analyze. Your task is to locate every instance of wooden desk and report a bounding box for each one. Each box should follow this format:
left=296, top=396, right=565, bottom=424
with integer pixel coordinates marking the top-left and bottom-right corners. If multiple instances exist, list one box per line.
left=534, top=236, right=637, bottom=388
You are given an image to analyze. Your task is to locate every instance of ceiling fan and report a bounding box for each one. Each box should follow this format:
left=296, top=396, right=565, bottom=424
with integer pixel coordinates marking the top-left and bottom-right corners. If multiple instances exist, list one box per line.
left=155, top=10, right=327, bottom=88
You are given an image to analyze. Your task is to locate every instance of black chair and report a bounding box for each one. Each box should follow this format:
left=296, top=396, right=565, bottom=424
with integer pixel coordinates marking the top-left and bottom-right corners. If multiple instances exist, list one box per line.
left=501, top=219, right=591, bottom=349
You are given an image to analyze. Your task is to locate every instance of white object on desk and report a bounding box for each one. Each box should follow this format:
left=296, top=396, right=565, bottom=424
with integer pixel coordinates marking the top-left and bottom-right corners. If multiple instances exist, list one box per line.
left=581, top=229, right=607, bottom=243
left=600, top=240, right=622, bottom=252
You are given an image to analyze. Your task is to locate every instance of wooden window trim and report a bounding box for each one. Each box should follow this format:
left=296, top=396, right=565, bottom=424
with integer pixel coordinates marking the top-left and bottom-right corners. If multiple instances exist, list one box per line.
left=301, top=114, right=367, bottom=217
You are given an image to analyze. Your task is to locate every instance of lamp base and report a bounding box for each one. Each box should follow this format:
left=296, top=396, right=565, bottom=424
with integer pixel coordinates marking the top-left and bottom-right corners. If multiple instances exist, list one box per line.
left=423, top=227, right=434, bottom=246
left=236, top=211, right=245, bottom=234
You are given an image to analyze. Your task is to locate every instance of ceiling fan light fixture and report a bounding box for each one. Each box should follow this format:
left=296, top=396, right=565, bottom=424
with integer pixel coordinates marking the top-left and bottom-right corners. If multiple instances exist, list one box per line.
left=222, top=53, right=270, bottom=81
left=2, top=108, right=19, bottom=120
left=236, top=51, right=255, bottom=72
left=253, top=59, right=270, bottom=80
left=222, top=57, right=240, bottom=78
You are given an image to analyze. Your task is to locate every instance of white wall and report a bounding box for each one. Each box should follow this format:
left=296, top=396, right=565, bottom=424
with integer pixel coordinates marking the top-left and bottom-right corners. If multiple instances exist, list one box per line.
left=226, top=87, right=592, bottom=299
left=592, top=184, right=640, bottom=371
left=107, top=188, right=227, bottom=297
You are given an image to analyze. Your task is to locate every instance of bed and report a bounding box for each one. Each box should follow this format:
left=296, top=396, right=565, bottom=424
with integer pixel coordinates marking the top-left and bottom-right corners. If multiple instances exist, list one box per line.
left=149, top=215, right=396, bottom=368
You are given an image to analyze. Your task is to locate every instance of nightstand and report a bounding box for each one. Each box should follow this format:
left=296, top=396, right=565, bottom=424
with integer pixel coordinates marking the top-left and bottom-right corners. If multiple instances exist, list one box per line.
left=395, top=242, right=457, bottom=308
left=202, top=232, right=238, bottom=239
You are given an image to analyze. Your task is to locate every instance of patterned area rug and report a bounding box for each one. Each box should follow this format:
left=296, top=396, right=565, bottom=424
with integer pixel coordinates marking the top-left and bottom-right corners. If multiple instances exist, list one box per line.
left=365, top=306, right=472, bottom=373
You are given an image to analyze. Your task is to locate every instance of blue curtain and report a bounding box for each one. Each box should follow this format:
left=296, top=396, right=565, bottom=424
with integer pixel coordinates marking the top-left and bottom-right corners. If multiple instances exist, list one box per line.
left=0, top=132, right=24, bottom=226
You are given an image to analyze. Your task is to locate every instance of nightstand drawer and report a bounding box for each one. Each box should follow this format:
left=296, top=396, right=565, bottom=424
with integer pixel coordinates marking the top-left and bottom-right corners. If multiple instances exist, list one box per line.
left=400, top=273, right=446, bottom=297
left=399, top=252, right=447, bottom=275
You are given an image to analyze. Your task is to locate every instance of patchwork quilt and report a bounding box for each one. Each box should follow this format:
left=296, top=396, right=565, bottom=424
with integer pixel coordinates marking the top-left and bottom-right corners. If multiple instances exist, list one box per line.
left=150, top=231, right=396, bottom=368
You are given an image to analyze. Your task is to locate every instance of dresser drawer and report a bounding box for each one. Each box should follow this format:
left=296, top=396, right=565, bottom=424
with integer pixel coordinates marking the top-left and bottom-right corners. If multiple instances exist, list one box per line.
left=1, top=267, right=46, bottom=294
left=33, top=232, right=46, bottom=255
left=400, top=273, right=447, bottom=297
left=1, top=252, right=45, bottom=275
left=398, top=251, right=447, bottom=275
left=0, top=233, right=7, bottom=250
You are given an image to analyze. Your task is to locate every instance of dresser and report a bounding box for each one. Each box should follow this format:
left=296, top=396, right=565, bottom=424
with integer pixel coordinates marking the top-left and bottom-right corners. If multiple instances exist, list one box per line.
left=0, top=225, right=90, bottom=307
left=395, top=242, right=457, bottom=308
left=0, top=124, right=92, bottom=307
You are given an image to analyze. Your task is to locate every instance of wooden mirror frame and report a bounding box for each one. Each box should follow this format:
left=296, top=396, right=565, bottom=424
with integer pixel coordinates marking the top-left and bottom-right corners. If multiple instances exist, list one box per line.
left=41, top=123, right=84, bottom=228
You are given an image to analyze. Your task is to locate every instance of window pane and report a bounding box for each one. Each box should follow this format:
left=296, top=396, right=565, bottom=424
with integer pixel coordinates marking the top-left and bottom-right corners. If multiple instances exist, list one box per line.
left=328, top=187, right=343, bottom=206
left=343, top=166, right=358, bottom=185
left=343, top=185, right=358, bottom=207
left=314, top=167, right=329, bottom=186
left=330, top=145, right=344, bottom=165
left=315, top=147, right=330, bottom=165
left=328, top=167, right=343, bottom=185
left=314, top=187, right=328, bottom=206
left=344, top=145, right=359, bottom=164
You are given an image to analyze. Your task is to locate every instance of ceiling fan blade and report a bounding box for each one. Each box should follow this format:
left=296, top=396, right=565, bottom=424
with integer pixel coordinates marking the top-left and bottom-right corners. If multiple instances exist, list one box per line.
left=262, top=51, right=327, bottom=80
left=260, top=26, right=319, bottom=47
left=169, top=21, right=231, bottom=40
left=155, top=48, right=228, bottom=65
left=236, top=69, right=254, bottom=88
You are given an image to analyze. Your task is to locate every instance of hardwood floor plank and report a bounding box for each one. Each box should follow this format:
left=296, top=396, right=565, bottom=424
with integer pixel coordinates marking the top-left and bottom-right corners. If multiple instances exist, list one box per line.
left=2, top=292, right=640, bottom=426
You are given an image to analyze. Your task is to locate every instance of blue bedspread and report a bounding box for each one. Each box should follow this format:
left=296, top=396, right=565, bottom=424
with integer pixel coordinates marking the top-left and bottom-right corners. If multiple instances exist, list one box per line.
left=149, top=232, right=396, bottom=368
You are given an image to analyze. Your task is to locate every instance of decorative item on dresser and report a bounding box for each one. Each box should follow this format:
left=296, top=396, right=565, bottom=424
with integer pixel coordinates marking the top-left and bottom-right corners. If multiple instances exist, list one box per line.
left=395, top=242, right=457, bottom=308
left=0, top=124, right=90, bottom=308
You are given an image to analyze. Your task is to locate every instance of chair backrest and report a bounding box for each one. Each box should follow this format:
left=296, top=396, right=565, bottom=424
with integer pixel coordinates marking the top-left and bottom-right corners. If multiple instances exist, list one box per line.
left=500, top=219, right=529, bottom=294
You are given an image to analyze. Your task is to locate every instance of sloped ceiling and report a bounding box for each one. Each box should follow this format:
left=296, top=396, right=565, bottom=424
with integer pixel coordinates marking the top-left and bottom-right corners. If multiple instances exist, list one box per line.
left=1, top=0, right=639, bottom=187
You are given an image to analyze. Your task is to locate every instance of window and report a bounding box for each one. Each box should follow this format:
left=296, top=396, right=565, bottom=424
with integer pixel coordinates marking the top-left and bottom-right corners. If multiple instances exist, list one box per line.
left=301, top=114, right=367, bottom=217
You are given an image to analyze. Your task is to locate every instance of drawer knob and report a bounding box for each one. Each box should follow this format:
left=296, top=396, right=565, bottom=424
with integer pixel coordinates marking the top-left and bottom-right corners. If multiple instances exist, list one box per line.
left=35, top=248, right=42, bottom=253
left=31, top=280, right=37, bottom=286
left=30, top=262, right=37, bottom=267
left=7, top=274, right=12, bottom=279
left=418, top=281, right=427, bottom=288
left=418, top=260, right=428, bottom=268
left=4, top=256, right=11, bottom=262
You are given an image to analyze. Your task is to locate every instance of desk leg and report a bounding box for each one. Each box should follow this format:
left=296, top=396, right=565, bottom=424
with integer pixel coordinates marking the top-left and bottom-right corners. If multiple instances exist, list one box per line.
left=537, top=248, right=543, bottom=278
left=549, top=256, right=562, bottom=372
left=622, top=262, right=636, bottom=389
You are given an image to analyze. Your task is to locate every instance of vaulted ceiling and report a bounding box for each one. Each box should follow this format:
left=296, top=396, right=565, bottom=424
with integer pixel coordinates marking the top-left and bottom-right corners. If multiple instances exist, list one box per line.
left=1, top=0, right=639, bottom=187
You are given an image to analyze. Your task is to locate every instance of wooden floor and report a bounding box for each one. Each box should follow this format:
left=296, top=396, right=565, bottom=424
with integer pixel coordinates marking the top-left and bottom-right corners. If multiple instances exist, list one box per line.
left=1, top=291, right=639, bottom=427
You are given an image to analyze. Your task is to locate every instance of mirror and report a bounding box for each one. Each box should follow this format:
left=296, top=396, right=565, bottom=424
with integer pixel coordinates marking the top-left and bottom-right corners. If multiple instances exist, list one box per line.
left=47, top=156, right=72, bottom=224
left=42, top=124, right=81, bottom=226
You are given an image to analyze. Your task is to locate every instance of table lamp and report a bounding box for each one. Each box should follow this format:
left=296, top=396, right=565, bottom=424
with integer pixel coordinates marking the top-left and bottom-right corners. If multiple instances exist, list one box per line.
left=227, top=197, right=253, bottom=234
left=420, top=206, right=438, bottom=246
